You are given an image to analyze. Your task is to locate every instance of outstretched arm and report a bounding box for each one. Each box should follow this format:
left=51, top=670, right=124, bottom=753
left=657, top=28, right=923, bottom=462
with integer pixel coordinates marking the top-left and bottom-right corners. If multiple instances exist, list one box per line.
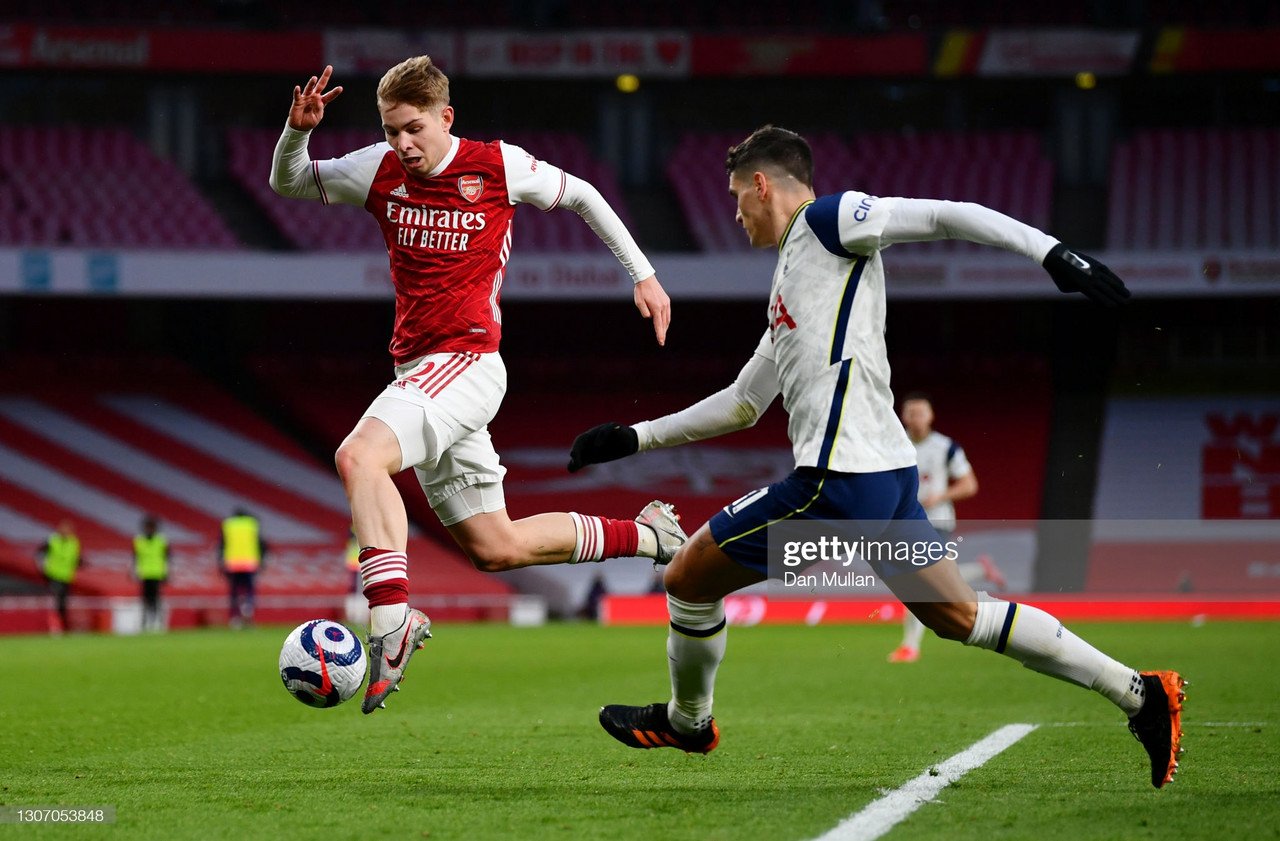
left=557, top=175, right=671, bottom=345
left=568, top=332, right=779, bottom=471
left=825, top=194, right=1130, bottom=306
left=269, top=65, right=344, bottom=200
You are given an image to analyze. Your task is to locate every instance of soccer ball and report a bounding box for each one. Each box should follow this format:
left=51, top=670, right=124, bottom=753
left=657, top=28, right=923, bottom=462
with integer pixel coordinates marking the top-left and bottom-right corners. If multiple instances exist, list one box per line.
left=279, top=619, right=367, bottom=708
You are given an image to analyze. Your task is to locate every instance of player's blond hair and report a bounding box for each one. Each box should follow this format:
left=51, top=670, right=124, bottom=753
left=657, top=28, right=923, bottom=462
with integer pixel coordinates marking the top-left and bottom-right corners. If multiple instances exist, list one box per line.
left=377, top=55, right=450, bottom=112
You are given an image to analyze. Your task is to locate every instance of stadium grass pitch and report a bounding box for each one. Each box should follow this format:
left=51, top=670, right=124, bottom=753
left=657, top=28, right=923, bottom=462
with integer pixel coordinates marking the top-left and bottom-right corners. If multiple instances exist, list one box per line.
left=3, top=619, right=1277, bottom=840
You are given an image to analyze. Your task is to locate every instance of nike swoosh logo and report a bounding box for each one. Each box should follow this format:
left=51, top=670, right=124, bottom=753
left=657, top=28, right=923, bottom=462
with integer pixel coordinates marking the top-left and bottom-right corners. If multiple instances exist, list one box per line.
left=385, top=620, right=415, bottom=670
left=316, top=640, right=333, bottom=697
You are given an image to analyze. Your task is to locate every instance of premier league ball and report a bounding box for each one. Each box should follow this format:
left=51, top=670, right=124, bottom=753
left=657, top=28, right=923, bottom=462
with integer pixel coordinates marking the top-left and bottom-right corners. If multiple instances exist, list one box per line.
left=279, top=619, right=367, bottom=708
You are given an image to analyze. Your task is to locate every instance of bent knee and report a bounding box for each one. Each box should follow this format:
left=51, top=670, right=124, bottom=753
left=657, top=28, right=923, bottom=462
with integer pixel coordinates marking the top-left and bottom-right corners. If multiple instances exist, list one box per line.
left=334, top=437, right=396, bottom=481
left=661, top=547, right=715, bottom=603
left=660, top=546, right=694, bottom=598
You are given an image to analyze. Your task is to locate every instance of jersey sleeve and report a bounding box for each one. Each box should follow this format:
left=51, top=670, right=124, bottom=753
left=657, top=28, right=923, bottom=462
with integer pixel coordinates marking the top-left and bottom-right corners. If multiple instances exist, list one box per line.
left=804, top=191, right=902, bottom=257
left=500, top=141, right=567, bottom=210
left=946, top=439, right=973, bottom=479
left=312, top=142, right=387, bottom=207
left=271, top=125, right=385, bottom=207
left=878, top=198, right=1058, bottom=261
left=806, top=191, right=1058, bottom=262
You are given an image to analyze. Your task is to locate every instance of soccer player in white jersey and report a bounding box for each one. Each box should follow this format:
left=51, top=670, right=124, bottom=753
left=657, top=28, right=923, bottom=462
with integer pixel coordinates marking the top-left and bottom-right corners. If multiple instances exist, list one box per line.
left=888, top=393, right=1006, bottom=663
left=270, top=58, right=687, bottom=714
left=567, top=126, right=1185, bottom=788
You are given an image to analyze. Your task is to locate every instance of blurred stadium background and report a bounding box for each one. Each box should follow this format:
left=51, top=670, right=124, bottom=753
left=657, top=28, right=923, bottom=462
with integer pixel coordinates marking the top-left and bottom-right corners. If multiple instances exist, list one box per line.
left=0, top=0, right=1277, bottom=635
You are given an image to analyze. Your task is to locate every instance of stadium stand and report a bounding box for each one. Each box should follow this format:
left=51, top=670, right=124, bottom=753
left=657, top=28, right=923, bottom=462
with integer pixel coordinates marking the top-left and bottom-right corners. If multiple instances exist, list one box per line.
left=0, top=127, right=239, bottom=249
left=225, top=126, right=386, bottom=253
left=226, top=127, right=633, bottom=253
left=0, top=355, right=509, bottom=630
left=1107, top=128, right=1280, bottom=251
left=8, top=0, right=1276, bottom=29
left=670, top=130, right=1053, bottom=253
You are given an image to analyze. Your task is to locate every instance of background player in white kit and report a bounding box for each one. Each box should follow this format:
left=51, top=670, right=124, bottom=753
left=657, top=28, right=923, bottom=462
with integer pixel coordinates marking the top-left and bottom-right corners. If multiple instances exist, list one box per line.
left=888, top=392, right=1006, bottom=663
left=568, top=126, right=1185, bottom=788
left=270, top=57, right=686, bottom=714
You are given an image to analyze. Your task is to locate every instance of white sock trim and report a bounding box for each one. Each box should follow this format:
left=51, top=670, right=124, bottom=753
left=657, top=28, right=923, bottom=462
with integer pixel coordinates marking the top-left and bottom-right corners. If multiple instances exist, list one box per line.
left=569, top=512, right=605, bottom=564
left=359, top=550, right=408, bottom=589
left=667, top=594, right=725, bottom=631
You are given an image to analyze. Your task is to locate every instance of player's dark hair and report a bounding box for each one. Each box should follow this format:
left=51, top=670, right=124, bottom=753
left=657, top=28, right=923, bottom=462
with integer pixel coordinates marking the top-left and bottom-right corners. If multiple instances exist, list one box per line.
left=725, top=125, right=813, bottom=188
left=901, top=391, right=933, bottom=405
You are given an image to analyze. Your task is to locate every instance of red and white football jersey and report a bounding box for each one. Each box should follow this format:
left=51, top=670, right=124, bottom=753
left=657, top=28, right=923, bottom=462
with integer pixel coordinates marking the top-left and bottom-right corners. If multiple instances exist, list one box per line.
left=312, top=135, right=567, bottom=363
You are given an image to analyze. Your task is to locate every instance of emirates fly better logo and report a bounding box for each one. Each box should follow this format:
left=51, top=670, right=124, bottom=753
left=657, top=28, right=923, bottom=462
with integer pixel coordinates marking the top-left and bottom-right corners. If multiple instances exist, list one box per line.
left=457, top=175, right=484, bottom=202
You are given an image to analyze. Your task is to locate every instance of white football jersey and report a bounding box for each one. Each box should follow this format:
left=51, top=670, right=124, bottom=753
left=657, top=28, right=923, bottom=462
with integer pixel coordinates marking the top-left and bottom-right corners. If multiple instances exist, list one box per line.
left=912, top=431, right=972, bottom=531
left=760, top=191, right=917, bottom=473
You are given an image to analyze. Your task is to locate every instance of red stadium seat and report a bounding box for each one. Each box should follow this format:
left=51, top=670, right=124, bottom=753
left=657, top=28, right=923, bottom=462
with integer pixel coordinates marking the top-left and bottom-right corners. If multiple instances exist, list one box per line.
left=1108, top=128, right=1280, bottom=250
left=0, top=127, right=240, bottom=249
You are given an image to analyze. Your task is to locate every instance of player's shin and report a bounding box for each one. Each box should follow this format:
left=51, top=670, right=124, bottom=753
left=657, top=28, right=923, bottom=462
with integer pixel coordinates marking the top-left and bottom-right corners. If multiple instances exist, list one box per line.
left=964, top=594, right=1145, bottom=715
left=666, top=594, right=727, bottom=735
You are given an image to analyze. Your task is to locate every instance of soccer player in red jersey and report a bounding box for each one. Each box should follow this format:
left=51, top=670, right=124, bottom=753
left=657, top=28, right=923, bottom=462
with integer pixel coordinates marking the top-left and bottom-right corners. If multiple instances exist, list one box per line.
left=271, top=58, right=685, bottom=713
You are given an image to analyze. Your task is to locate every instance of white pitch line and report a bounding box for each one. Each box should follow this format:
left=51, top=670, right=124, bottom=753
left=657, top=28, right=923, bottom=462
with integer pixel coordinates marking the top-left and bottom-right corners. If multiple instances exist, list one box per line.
left=814, top=724, right=1038, bottom=841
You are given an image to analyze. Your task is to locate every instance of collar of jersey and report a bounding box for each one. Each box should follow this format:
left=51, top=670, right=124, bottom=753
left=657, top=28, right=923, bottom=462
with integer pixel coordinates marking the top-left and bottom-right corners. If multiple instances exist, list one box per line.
left=778, top=199, right=815, bottom=251
left=424, top=135, right=460, bottom=179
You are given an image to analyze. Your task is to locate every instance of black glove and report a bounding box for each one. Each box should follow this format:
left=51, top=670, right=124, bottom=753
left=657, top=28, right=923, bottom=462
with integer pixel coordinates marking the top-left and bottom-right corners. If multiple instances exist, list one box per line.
left=1042, top=243, right=1130, bottom=307
left=567, top=422, right=639, bottom=472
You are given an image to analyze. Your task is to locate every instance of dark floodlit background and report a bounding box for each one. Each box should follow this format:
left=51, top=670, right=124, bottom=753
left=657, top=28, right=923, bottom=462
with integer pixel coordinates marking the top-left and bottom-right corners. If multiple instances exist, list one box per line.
left=0, top=1, right=1277, bottom=630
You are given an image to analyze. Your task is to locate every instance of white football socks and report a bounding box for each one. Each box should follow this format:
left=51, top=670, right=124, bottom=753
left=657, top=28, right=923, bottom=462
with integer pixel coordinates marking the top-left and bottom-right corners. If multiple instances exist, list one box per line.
left=636, top=525, right=658, bottom=558
left=370, top=604, right=408, bottom=638
left=666, top=594, right=727, bottom=735
left=965, top=594, right=1145, bottom=715
left=900, top=612, right=926, bottom=651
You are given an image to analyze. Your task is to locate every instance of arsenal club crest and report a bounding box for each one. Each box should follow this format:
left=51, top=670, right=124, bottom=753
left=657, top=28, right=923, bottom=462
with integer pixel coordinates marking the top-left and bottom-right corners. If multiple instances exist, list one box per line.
left=458, top=175, right=484, bottom=202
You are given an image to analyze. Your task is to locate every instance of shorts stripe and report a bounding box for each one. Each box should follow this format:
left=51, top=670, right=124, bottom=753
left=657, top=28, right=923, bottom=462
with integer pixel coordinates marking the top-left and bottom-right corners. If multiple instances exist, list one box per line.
left=426, top=353, right=478, bottom=397
left=416, top=353, right=471, bottom=396
left=995, top=602, right=1019, bottom=654
left=717, top=475, right=827, bottom=548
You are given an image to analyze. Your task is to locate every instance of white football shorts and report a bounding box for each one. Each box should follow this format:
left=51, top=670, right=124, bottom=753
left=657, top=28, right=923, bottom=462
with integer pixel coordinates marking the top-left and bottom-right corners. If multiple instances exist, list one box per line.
left=362, top=350, right=508, bottom=524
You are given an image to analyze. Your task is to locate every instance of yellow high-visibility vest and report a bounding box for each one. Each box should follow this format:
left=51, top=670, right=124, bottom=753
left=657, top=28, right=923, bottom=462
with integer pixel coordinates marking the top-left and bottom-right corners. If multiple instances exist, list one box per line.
left=134, top=533, right=168, bottom=580
left=221, top=516, right=261, bottom=573
left=345, top=536, right=360, bottom=572
left=43, top=533, right=80, bottom=583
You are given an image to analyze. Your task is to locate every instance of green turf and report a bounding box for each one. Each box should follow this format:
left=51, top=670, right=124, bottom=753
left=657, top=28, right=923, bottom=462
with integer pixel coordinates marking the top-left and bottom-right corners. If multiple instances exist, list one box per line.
left=2, top=620, right=1277, bottom=840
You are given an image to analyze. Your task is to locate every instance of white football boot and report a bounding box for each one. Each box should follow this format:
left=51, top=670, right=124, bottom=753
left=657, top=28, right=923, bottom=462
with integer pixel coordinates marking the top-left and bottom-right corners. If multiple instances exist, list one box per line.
left=361, top=608, right=432, bottom=714
left=635, top=500, right=688, bottom=565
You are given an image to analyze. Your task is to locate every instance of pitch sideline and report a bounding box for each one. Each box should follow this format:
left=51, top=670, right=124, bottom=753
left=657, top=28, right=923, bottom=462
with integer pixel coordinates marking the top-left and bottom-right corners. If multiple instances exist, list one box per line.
left=812, top=723, right=1038, bottom=841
